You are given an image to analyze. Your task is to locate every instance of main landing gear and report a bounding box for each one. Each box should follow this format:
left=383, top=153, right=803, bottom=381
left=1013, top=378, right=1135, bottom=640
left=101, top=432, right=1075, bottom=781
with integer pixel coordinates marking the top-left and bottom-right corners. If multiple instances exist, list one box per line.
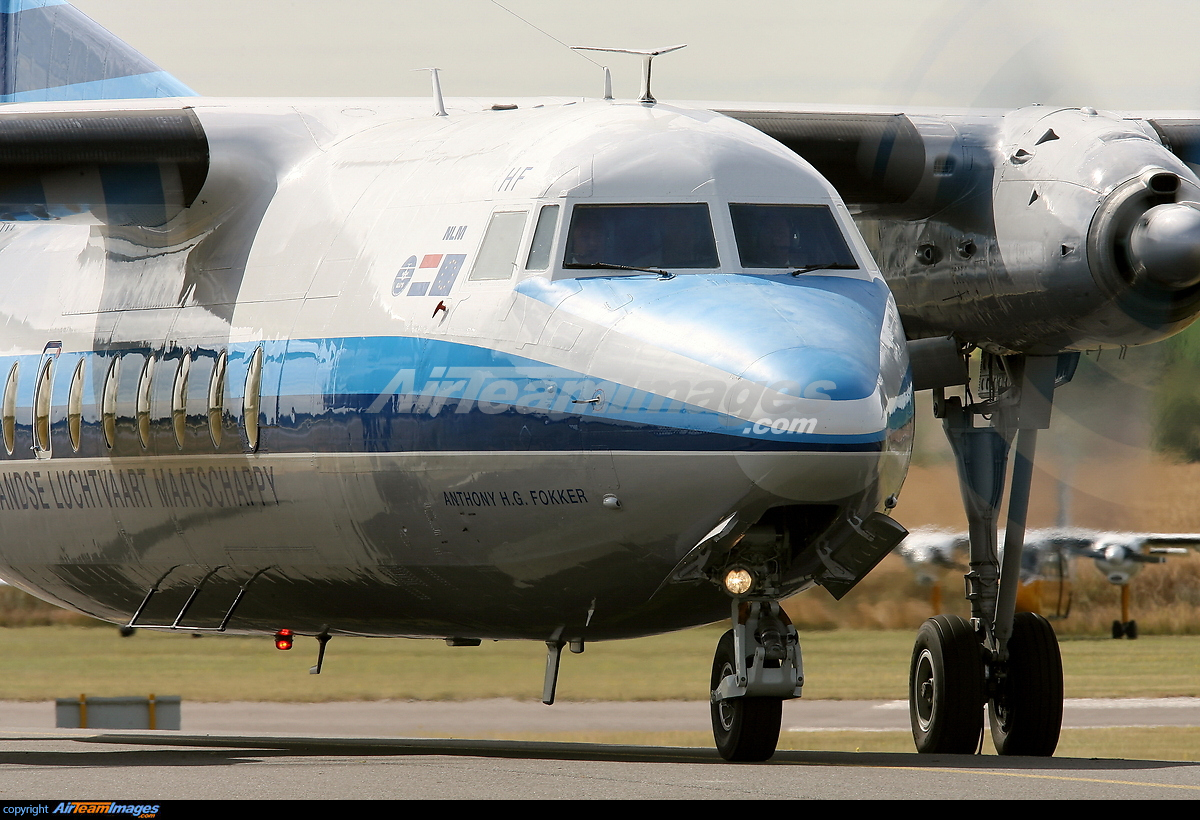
left=1113, top=619, right=1138, bottom=639
left=911, top=351, right=1073, bottom=756
left=1113, top=585, right=1138, bottom=639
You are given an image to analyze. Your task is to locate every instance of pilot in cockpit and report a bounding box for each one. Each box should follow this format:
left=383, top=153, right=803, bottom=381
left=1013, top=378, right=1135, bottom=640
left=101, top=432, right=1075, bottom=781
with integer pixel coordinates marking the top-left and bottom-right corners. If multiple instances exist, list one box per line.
left=750, top=210, right=798, bottom=268
left=565, top=216, right=607, bottom=266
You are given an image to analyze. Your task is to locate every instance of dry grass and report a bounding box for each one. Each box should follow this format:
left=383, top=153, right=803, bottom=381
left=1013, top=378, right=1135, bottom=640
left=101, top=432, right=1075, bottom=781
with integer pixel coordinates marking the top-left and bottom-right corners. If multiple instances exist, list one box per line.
left=0, top=585, right=99, bottom=628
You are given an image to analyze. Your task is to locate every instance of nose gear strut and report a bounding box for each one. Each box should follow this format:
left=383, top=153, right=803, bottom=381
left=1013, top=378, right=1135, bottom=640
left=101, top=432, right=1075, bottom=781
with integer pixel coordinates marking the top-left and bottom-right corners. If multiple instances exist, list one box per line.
left=709, top=599, right=804, bottom=761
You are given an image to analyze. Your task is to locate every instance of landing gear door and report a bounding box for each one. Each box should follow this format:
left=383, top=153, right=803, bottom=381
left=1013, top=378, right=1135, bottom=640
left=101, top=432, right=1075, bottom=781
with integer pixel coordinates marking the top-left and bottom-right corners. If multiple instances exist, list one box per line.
left=813, top=512, right=908, bottom=600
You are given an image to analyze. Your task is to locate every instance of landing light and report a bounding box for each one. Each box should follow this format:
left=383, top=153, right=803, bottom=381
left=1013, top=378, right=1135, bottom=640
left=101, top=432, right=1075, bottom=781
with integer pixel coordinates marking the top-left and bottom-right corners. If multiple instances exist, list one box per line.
left=724, top=568, right=755, bottom=596
left=274, top=628, right=294, bottom=650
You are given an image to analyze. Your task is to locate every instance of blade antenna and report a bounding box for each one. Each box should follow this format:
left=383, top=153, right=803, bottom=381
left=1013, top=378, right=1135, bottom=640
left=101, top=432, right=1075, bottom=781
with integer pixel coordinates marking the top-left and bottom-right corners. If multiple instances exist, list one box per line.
left=572, top=45, right=686, bottom=104
left=413, top=67, right=448, bottom=117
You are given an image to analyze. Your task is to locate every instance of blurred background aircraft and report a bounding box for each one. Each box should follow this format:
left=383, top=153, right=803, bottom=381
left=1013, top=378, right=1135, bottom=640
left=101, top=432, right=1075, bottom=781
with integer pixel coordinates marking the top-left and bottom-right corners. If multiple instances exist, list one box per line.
left=898, top=527, right=1200, bottom=638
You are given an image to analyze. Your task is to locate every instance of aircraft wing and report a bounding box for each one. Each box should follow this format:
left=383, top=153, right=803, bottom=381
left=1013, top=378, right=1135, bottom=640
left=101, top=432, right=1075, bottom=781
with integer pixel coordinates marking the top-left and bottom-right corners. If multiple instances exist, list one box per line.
left=693, top=100, right=1200, bottom=216
left=1046, top=531, right=1200, bottom=561
left=1136, top=534, right=1200, bottom=552
left=895, top=528, right=968, bottom=568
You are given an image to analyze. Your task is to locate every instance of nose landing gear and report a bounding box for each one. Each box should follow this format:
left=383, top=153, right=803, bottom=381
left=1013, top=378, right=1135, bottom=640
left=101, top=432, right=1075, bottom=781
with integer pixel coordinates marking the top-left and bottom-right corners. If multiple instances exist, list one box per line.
left=708, top=600, right=803, bottom=761
left=710, top=630, right=784, bottom=761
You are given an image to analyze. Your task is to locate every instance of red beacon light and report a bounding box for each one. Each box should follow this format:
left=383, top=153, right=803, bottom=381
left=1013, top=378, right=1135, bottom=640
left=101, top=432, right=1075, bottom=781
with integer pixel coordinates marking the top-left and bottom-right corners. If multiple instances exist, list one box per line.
left=274, top=628, right=294, bottom=650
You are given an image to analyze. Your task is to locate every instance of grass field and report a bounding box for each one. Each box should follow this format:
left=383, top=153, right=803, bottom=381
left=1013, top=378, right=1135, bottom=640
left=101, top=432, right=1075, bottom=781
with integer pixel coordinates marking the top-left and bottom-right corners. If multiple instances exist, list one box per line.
left=2, top=624, right=1197, bottom=703
left=3, top=618, right=1199, bottom=761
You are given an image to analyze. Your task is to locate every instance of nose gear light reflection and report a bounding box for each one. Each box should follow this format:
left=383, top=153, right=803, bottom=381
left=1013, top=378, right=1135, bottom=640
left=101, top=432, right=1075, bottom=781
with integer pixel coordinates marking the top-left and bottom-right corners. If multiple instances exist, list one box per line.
left=724, top=568, right=754, bottom=596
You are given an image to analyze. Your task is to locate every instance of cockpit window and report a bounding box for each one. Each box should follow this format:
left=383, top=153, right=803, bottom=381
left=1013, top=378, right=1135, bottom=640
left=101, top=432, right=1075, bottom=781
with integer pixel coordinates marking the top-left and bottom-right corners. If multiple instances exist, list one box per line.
left=564, top=204, right=719, bottom=270
left=525, top=204, right=559, bottom=271
left=470, top=210, right=528, bottom=281
left=729, top=204, right=858, bottom=270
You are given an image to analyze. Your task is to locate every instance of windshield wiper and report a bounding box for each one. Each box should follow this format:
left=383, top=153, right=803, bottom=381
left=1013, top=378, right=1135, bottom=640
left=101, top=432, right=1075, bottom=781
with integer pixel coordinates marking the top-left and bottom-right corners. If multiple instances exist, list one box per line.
left=789, top=263, right=858, bottom=276
left=563, top=261, right=675, bottom=279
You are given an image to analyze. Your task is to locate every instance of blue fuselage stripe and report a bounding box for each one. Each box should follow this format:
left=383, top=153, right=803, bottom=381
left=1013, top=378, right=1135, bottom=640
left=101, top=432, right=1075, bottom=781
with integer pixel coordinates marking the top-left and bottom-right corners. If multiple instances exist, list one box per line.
left=0, top=336, right=890, bottom=460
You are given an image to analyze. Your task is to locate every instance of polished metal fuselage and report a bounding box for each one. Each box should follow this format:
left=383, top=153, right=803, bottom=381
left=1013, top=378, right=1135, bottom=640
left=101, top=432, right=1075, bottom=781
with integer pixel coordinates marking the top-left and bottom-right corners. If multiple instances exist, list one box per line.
left=0, top=98, right=911, bottom=641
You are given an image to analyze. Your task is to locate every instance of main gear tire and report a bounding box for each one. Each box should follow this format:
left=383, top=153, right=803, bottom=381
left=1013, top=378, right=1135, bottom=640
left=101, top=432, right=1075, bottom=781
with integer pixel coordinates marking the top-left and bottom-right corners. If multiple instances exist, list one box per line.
left=989, top=612, right=1064, bottom=756
left=909, top=615, right=985, bottom=754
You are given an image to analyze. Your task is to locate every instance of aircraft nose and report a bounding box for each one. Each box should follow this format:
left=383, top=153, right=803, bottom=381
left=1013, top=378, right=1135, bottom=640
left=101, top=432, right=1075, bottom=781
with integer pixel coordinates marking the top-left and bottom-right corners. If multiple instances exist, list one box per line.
left=738, top=344, right=879, bottom=403
left=518, top=272, right=906, bottom=448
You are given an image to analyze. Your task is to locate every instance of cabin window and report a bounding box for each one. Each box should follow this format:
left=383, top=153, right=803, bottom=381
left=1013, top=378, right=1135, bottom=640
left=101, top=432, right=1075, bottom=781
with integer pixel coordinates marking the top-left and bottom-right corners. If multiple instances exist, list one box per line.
left=209, top=351, right=227, bottom=447
left=2, top=363, right=16, bottom=456
left=525, top=204, right=559, bottom=270
left=67, top=359, right=84, bottom=452
left=563, top=203, right=719, bottom=270
left=33, top=358, right=52, bottom=454
left=728, top=204, right=858, bottom=270
left=469, top=211, right=528, bottom=281
left=102, top=357, right=120, bottom=449
left=136, top=355, right=155, bottom=449
left=172, top=351, right=191, bottom=449
left=243, top=346, right=263, bottom=451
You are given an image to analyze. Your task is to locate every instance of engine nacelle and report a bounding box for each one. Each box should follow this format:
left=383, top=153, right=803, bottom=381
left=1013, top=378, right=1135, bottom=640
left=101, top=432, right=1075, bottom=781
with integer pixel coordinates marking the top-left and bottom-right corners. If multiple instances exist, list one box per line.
left=997, top=107, right=1200, bottom=352
left=890, top=106, right=1200, bottom=353
left=724, top=105, right=1200, bottom=354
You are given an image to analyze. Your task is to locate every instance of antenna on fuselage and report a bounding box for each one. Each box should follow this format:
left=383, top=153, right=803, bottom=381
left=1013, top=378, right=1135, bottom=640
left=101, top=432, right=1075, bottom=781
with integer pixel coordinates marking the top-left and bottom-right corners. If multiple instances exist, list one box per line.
left=571, top=45, right=686, bottom=104
left=414, top=67, right=448, bottom=116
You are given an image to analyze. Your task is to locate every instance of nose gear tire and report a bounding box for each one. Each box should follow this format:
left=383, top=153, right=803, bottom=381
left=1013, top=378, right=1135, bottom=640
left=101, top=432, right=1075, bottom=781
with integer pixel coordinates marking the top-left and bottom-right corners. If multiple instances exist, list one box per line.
left=710, top=629, right=782, bottom=762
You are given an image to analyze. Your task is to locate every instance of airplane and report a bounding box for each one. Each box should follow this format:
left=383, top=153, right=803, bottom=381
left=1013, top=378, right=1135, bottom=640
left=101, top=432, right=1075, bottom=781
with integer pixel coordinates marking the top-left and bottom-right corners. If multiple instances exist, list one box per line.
left=4, top=0, right=1200, bottom=762
left=897, top=527, right=1200, bottom=639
